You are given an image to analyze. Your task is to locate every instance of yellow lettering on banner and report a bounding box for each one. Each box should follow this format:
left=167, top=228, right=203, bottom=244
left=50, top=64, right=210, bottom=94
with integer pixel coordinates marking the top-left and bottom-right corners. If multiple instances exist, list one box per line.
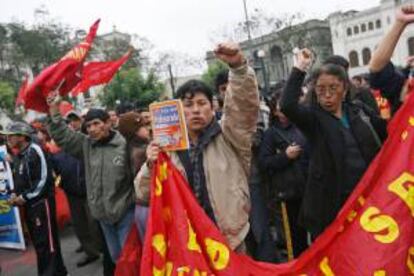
left=155, top=176, right=163, bottom=196
left=177, top=266, right=190, bottom=276
left=187, top=221, right=201, bottom=253
left=205, top=238, right=230, bottom=270
left=408, top=246, right=414, bottom=273
left=360, top=207, right=399, bottom=244
left=159, top=162, right=168, bottom=182
left=409, top=116, right=414, bottom=126
left=153, top=262, right=173, bottom=276
left=388, top=172, right=414, bottom=217
left=319, top=257, right=335, bottom=276
left=193, top=269, right=208, bottom=276
left=0, top=200, right=11, bottom=214
left=152, top=234, right=167, bottom=258
left=373, top=270, right=386, bottom=276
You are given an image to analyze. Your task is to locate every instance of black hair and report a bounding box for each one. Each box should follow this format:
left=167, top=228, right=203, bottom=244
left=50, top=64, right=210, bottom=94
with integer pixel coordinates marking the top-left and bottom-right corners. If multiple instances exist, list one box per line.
left=175, top=79, right=213, bottom=104
left=313, top=63, right=349, bottom=84
left=115, top=103, right=135, bottom=116
left=84, top=108, right=110, bottom=123
left=268, top=88, right=284, bottom=124
left=214, top=70, right=229, bottom=93
left=323, top=55, right=350, bottom=72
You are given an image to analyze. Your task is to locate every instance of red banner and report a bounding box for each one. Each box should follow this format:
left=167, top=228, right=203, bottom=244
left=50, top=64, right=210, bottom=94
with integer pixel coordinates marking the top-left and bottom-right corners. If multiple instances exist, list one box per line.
left=71, top=50, right=131, bottom=97
left=139, top=94, right=414, bottom=275
left=24, top=19, right=100, bottom=113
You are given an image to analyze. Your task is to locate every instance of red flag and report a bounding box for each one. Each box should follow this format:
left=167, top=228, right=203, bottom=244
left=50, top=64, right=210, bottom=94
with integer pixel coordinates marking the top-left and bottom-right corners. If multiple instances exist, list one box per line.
left=115, top=224, right=142, bottom=276
left=15, top=75, right=29, bottom=107
left=58, top=101, right=74, bottom=117
left=24, top=19, right=100, bottom=113
left=71, top=50, right=131, bottom=97
left=141, top=92, right=414, bottom=275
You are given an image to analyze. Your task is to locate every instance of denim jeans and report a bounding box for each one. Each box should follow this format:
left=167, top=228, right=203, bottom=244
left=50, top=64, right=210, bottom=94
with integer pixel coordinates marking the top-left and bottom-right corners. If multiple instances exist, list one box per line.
left=134, top=204, right=149, bottom=242
left=99, top=207, right=135, bottom=262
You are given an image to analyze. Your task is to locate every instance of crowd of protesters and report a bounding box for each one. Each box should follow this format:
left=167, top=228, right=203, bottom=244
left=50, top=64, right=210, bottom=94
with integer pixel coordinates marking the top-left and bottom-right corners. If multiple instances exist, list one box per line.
left=2, top=4, right=414, bottom=275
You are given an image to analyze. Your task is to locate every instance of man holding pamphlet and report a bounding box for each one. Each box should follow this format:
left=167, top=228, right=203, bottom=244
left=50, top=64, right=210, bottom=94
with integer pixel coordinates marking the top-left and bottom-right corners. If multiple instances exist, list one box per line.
left=135, top=42, right=259, bottom=251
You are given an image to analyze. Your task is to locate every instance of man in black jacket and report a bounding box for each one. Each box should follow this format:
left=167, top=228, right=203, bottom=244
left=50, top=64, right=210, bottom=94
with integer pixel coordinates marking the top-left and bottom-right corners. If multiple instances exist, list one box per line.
left=281, top=49, right=387, bottom=238
left=2, top=121, right=67, bottom=276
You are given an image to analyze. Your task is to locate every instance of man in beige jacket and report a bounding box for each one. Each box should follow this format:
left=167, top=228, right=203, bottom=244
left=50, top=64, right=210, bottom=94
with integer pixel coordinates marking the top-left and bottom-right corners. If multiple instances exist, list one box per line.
left=135, top=42, right=259, bottom=251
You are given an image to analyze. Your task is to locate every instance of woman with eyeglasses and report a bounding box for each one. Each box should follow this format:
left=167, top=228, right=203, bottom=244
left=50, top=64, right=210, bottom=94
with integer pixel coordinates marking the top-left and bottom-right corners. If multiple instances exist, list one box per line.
left=280, top=49, right=388, bottom=239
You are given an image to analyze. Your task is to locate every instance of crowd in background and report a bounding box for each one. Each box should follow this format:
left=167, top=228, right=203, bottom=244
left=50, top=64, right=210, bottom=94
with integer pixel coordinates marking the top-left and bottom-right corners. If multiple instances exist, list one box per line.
left=2, top=4, right=414, bottom=275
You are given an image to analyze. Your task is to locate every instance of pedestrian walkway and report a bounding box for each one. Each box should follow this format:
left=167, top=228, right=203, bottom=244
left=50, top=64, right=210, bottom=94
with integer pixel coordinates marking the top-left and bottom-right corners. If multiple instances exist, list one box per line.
left=0, top=225, right=103, bottom=276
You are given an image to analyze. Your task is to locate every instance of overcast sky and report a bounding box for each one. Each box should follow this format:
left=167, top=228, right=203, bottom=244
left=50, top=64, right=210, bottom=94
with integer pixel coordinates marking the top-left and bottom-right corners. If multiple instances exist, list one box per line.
left=2, top=0, right=379, bottom=61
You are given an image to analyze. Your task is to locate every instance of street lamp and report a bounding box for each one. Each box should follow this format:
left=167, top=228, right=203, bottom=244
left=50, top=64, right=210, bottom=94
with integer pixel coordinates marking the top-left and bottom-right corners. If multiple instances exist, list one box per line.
left=257, top=50, right=269, bottom=97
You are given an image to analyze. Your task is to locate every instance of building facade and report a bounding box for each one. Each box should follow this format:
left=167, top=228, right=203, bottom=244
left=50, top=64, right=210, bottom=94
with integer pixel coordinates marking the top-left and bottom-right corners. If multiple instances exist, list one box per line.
left=206, top=19, right=333, bottom=92
left=328, top=0, right=414, bottom=76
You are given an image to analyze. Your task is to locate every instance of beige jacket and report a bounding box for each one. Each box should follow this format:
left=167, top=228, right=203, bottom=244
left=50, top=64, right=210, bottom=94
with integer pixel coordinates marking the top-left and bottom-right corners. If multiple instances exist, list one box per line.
left=134, top=64, right=259, bottom=249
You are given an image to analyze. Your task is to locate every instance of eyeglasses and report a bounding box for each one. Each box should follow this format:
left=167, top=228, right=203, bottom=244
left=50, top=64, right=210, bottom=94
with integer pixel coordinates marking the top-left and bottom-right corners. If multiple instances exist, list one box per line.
left=315, top=84, right=343, bottom=97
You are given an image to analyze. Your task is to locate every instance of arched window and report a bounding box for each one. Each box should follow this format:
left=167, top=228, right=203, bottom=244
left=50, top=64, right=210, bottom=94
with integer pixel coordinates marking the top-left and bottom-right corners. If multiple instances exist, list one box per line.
left=349, top=51, right=359, bottom=68
left=408, top=37, right=414, bottom=56
left=361, top=23, right=367, bottom=32
left=368, top=22, right=374, bottom=30
left=270, top=45, right=285, bottom=81
left=376, top=19, right=382, bottom=29
left=354, top=26, right=360, bottom=34
left=347, top=27, right=352, bottom=36
left=362, top=48, right=371, bottom=65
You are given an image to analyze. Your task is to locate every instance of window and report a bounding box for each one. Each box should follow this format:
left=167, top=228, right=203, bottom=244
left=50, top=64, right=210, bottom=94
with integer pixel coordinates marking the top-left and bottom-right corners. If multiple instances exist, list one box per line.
left=362, top=48, right=371, bottom=65
left=368, top=22, right=374, bottom=30
left=408, top=37, right=414, bottom=56
left=349, top=51, right=359, bottom=68
left=347, top=27, right=352, bottom=36
left=361, top=24, right=367, bottom=32
left=354, top=26, right=360, bottom=34
left=376, top=19, right=382, bottom=29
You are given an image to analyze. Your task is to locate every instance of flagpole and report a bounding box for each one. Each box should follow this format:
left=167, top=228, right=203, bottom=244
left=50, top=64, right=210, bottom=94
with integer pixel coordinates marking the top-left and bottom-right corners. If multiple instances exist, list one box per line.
left=281, top=201, right=294, bottom=261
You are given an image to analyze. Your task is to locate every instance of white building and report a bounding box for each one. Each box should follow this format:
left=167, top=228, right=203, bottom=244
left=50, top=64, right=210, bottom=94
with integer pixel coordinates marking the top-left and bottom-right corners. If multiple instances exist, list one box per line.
left=329, top=0, right=414, bottom=76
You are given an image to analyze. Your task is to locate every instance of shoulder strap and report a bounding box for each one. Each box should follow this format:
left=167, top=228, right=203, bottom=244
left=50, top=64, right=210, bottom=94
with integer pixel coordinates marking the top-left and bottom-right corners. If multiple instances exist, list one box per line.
left=273, top=127, right=292, bottom=144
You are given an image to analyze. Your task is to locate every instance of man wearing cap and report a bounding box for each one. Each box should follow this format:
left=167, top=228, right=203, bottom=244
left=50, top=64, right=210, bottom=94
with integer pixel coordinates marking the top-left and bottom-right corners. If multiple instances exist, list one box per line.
left=46, top=97, right=135, bottom=263
left=2, top=121, right=67, bottom=276
left=53, top=110, right=102, bottom=267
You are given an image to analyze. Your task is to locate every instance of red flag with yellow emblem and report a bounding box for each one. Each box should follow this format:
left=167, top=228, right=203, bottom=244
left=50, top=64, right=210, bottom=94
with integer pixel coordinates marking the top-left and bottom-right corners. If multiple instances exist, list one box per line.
left=71, top=50, right=131, bottom=97
left=24, top=19, right=100, bottom=113
left=140, top=94, right=414, bottom=275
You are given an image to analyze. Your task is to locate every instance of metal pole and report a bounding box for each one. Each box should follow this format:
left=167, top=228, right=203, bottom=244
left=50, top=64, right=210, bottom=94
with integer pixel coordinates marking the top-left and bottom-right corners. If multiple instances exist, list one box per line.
left=168, top=64, right=175, bottom=98
left=242, top=0, right=253, bottom=44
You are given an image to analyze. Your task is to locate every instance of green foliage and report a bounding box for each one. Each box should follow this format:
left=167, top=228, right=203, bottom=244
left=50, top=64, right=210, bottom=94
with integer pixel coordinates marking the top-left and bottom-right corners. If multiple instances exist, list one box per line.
left=99, top=67, right=164, bottom=109
left=0, top=81, right=16, bottom=111
left=201, top=60, right=228, bottom=93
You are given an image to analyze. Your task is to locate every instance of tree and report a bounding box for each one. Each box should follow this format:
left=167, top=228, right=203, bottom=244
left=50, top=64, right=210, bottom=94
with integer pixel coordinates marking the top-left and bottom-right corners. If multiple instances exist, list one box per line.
left=99, top=67, right=164, bottom=109
left=0, top=81, right=16, bottom=111
left=201, top=60, right=228, bottom=92
left=210, top=8, right=304, bottom=43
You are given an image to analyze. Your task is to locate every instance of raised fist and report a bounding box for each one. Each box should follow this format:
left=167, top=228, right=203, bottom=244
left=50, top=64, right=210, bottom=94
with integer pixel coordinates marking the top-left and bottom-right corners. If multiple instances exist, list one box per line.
left=214, top=42, right=246, bottom=68
left=396, top=4, right=414, bottom=25
left=293, top=48, right=313, bottom=72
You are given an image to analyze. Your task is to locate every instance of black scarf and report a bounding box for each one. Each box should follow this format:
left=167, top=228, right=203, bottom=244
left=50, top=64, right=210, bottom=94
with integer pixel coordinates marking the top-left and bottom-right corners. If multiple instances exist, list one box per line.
left=177, top=120, right=221, bottom=223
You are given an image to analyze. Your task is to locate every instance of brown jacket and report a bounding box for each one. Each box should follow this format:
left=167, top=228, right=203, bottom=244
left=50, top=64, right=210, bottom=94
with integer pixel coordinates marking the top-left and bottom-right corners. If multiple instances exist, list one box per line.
left=134, top=64, right=259, bottom=249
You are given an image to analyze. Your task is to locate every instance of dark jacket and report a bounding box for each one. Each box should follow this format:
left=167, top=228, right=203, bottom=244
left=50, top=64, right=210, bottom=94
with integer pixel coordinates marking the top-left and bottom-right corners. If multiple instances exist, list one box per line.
left=258, top=121, right=308, bottom=200
left=52, top=150, right=86, bottom=197
left=12, top=143, right=54, bottom=205
left=281, top=67, right=388, bottom=236
left=369, top=62, right=405, bottom=114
